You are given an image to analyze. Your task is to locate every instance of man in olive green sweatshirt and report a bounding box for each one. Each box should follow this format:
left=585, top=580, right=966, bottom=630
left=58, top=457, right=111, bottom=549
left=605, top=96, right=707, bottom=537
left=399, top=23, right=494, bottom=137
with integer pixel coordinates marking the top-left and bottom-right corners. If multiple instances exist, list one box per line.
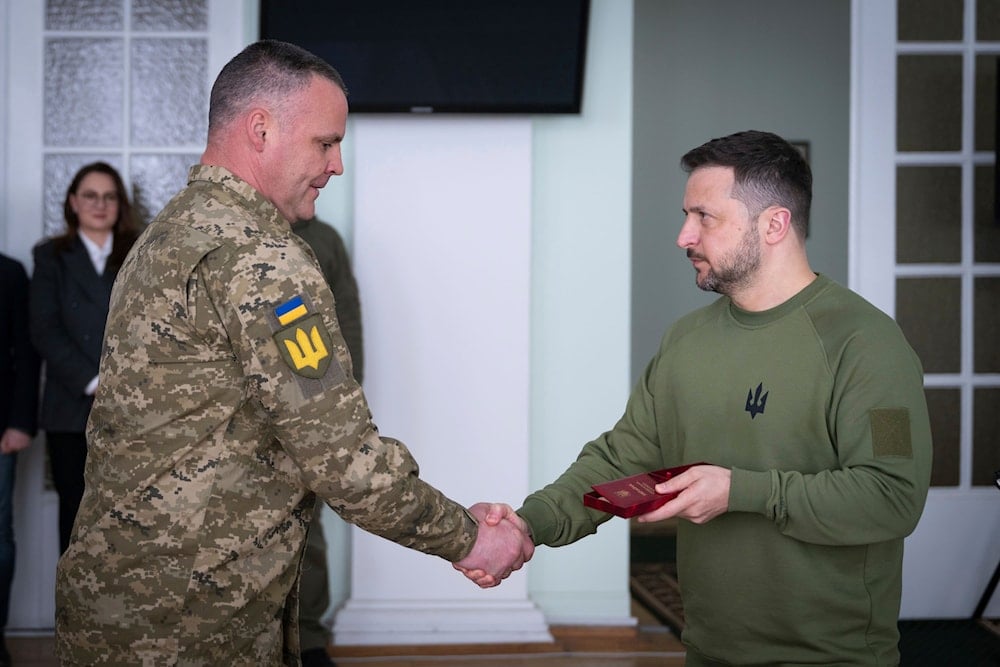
left=463, top=130, right=932, bottom=666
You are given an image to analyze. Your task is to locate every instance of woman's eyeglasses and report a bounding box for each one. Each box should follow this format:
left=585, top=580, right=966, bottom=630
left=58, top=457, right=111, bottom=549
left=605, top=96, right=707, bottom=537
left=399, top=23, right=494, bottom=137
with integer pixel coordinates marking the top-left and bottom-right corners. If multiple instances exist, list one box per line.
left=78, top=191, right=120, bottom=207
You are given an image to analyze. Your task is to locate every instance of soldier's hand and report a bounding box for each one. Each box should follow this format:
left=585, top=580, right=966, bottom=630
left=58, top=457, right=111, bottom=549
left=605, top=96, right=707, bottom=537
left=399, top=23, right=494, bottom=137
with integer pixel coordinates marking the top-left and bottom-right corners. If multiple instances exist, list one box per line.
left=453, top=503, right=533, bottom=588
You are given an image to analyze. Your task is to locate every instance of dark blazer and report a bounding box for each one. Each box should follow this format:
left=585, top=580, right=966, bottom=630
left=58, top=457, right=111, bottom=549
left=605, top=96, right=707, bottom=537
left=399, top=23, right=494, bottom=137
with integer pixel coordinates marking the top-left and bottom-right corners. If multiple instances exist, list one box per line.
left=30, top=237, right=116, bottom=433
left=0, top=253, right=40, bottom=435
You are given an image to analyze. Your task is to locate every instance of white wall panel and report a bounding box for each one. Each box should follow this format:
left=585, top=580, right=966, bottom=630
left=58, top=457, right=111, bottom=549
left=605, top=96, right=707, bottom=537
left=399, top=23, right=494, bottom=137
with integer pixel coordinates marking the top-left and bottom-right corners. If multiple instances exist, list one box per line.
left=335, top=116, right=549, bottom=644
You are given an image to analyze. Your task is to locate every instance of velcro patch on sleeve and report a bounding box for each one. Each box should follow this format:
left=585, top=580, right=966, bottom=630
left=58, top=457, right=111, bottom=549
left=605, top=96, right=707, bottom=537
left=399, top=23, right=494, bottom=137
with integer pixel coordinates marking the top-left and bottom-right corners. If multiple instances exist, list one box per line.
left=274, top=312, right=334, bottom=379
left=870, top=407, right=913, bottom=458
left=267, top=292, right=348, bottom=398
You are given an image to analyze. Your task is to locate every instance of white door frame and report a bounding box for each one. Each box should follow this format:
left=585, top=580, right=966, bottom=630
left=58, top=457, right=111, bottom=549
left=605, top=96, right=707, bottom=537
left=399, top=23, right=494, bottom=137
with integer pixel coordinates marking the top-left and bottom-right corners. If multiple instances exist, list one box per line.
left=850, top=0, right=1000, bottom=619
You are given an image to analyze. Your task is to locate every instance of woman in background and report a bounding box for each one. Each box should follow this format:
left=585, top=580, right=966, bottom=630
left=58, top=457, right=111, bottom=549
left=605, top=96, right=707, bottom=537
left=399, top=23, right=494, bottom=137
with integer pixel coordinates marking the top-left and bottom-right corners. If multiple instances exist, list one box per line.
left=30, top=162, right=140, bottom=554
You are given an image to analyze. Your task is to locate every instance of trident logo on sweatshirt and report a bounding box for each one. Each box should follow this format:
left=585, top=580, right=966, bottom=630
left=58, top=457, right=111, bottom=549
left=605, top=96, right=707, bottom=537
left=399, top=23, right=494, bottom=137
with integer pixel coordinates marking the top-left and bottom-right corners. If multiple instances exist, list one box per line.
left=745, top=382, right=769, bottom=419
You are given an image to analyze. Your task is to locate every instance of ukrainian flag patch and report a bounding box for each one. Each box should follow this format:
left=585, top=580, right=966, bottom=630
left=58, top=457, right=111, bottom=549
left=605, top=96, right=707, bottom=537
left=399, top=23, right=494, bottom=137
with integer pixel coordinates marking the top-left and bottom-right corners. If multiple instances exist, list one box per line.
left=271, top=293, right=344, bottom=384
left=275, top=295, right=308, bottom=326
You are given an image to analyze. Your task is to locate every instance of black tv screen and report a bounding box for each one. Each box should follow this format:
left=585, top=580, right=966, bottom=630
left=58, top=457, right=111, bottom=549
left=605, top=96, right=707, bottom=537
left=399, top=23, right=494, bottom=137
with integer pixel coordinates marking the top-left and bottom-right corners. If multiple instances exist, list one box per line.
left=259, top=0, right=590, bottom=114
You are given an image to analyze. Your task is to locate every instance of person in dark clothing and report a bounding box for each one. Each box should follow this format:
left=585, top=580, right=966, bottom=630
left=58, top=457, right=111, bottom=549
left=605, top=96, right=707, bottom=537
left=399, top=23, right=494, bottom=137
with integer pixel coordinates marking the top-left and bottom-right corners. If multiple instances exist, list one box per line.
left=0, top=252, right=41, bottom=667
left=29, top=161, right=140, bottom=554
left=293, top=217, right=364, bottom=382
left=292, top=216, right=364, bottom=667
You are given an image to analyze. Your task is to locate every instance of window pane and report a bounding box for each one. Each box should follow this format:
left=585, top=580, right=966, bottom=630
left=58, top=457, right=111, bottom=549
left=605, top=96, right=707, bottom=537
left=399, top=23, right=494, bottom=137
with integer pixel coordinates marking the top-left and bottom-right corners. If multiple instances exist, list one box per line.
left=896, top=166, right=961, bottom=263
left=978, top=0, right=1000, bottom=40
left=44, top=38, right=124, bottom=147
left=973, top=388, right=1000, bottom=487
left=898, top=0, right=964, bottom=41
left=130, top=154, right=200, bottom=224
left=46, top=0, right=124, bottom=31
left=974, top=278, right=1000, bottom=373
left=975, top=55, right=997, bottom=153
left=975, top=166, right=1000, bottom=263
left=896, top=277, right=961, bottom=373
left=131, top=0, right=207, bottom=31
left=925, top=388, right=960, bottom=486
left=898, top=55, right=963, bottom=152
left=130, top=38, right=207, bottom=146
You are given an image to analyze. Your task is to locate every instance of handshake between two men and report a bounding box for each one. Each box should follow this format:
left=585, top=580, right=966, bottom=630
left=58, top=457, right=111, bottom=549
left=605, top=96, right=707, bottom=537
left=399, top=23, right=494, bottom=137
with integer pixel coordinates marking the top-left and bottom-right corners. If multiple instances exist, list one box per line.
left=452, top=503, right=532, bottom=588
left=450, top=464, right=734, bottom=588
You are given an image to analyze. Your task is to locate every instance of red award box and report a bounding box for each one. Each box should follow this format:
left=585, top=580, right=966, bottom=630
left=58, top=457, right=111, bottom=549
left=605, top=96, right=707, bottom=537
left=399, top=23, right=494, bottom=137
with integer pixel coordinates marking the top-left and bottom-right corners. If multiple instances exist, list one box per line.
left=583, top=462, right=706, bottom=518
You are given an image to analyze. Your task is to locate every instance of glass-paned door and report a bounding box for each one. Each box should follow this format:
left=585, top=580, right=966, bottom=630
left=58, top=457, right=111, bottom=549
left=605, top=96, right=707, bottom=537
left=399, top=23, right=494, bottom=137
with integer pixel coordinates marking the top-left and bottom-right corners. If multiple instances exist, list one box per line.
left=853, top=0, right=1000, bottom=619
left=3, top=0, right=246, bottom=631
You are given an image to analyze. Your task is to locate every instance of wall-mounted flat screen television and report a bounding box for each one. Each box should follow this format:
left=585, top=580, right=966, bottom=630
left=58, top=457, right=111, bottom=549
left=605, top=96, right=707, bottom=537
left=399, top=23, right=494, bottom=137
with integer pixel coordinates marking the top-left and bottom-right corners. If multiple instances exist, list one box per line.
left=259, top=0, right=590, bottom=114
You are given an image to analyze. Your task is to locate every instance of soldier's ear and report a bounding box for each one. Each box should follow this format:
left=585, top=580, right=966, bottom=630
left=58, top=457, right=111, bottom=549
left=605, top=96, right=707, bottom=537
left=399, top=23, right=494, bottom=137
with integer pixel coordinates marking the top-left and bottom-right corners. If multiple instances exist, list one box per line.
left=246, top=108, right=269, bottom=152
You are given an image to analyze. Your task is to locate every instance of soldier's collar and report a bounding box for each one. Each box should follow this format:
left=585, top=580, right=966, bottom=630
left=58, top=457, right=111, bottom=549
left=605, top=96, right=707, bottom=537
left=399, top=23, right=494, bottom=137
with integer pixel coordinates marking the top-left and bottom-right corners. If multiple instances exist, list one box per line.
left=187, top=164, right=287, bottom=235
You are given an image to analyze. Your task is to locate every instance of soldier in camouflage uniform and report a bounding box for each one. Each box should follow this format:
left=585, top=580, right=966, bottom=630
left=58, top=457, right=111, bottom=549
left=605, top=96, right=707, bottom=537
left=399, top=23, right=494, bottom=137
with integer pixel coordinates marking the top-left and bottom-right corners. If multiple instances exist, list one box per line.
left=54, top=39, right=532, bottom=666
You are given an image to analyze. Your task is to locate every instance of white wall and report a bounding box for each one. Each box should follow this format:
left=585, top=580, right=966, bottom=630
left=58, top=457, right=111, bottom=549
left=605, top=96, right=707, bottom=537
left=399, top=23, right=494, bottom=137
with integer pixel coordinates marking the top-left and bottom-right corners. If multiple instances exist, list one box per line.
left=525, top=0, right=634, bottom=623
left=0, top=0, right=7, bottom=256
left=317, top=0, right=635, bottom=626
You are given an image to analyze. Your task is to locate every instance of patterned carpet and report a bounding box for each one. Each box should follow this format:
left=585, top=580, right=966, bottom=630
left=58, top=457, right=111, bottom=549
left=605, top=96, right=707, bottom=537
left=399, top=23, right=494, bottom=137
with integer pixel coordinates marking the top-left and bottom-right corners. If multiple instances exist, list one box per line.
left=629, top=562, right=1000, bottom=666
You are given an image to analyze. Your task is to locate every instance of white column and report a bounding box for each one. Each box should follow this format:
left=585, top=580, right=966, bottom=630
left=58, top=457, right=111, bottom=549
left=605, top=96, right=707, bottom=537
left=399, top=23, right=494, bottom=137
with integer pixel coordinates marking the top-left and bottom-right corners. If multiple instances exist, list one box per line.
left=333, top=116, right=551, bottom=645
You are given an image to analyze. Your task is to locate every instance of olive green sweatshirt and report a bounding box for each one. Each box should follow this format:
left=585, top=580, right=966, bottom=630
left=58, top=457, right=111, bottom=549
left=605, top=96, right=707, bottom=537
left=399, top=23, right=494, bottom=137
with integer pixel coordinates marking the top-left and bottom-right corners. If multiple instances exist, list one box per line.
left=519, top=274, right=931, bottom=666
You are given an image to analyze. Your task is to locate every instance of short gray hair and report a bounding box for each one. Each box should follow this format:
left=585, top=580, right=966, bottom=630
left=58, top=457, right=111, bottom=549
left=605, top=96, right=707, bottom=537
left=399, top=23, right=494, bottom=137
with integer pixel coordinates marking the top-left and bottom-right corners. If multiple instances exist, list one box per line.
left=208, top=39, right=348, bottom=137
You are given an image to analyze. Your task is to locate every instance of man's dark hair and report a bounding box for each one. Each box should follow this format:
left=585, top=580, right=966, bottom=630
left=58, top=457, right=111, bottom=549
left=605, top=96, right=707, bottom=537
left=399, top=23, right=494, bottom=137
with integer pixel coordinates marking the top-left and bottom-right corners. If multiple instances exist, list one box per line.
left=208, top=39, right=348, bottom=137
left=681, top=130, right=812, bottom=238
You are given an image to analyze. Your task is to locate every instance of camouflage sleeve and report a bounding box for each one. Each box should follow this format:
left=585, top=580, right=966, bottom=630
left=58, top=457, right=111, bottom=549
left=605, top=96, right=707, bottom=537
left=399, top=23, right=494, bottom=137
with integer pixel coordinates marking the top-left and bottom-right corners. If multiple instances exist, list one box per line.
left=199, top=236, right=476, bottom=562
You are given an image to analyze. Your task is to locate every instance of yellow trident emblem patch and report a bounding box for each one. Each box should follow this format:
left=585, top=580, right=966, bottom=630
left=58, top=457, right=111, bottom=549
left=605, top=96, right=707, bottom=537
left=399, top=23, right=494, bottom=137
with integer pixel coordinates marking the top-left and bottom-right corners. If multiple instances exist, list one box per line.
left=284, top=325, right=328, bottom=371
left=273, top=309, right=334, bottom=379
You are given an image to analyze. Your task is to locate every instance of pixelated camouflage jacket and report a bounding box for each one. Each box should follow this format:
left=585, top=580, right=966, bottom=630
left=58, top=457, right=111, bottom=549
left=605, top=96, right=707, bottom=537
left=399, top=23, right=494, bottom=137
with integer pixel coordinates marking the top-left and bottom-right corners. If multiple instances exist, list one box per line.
left=54, top=165, right=478, bottom=666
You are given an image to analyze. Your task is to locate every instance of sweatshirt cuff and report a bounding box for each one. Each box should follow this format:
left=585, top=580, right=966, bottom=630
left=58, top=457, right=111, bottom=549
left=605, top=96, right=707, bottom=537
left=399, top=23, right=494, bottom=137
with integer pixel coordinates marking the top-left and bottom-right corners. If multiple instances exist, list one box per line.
left=515, top=499, right=556, bottom=547
left=727, top=467, right=773, bottom=515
